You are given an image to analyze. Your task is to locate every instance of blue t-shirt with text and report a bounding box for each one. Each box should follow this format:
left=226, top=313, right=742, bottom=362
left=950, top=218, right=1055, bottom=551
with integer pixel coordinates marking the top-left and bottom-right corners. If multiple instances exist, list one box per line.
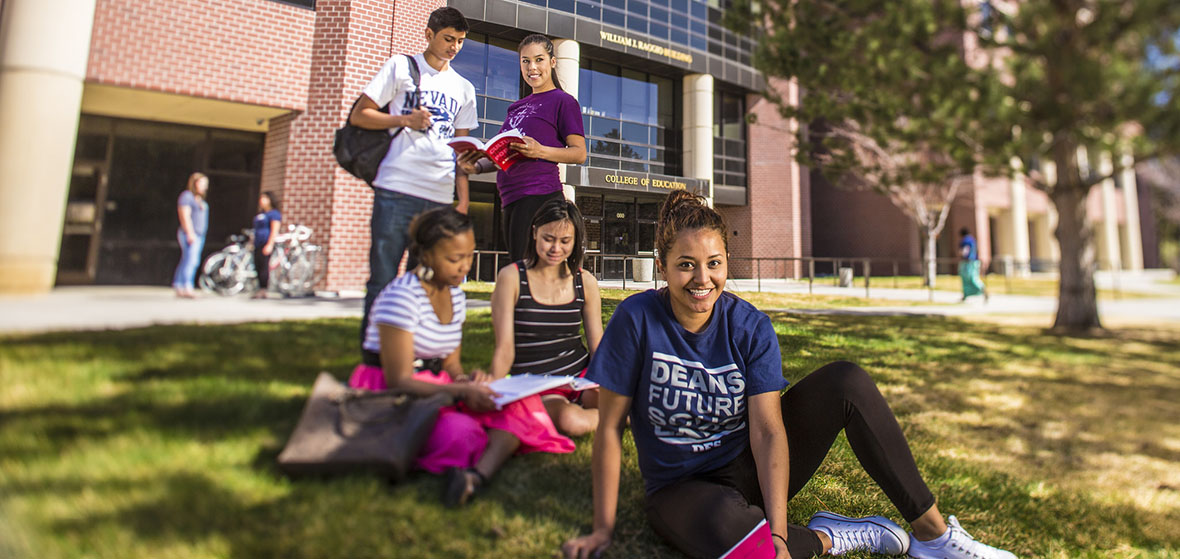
left=586, top=289, right=789, bottom=494
left=253, top=209, right=281, bottom=247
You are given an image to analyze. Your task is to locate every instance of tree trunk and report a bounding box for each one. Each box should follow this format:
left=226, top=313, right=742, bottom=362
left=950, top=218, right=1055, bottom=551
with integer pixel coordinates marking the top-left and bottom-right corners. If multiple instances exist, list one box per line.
left=1051, top=174, right=1103, bottom=332
left=925, top=226, right=938, bottom=288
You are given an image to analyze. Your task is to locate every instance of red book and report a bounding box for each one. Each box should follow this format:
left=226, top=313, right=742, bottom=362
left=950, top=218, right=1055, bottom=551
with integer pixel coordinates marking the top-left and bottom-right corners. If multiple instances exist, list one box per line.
left=720, top=519, right=776, bottom=559
left=448, top=129, right=527, bottom=171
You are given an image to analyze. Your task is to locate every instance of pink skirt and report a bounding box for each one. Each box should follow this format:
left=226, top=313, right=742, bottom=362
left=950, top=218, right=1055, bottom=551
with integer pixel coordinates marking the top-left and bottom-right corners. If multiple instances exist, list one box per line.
left=348, top=364, right=575, bottom=474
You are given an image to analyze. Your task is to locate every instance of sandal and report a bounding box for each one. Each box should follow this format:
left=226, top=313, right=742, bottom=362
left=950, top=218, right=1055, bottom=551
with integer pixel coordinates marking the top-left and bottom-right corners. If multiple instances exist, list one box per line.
left=443, top=467, right=486, bottom=507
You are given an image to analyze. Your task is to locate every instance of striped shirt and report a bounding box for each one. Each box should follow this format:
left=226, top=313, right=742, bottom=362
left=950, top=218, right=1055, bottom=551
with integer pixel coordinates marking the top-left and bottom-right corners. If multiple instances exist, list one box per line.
left=509, top=261, right=589, bottom=377
left=362, top=273, right=466, bottom=360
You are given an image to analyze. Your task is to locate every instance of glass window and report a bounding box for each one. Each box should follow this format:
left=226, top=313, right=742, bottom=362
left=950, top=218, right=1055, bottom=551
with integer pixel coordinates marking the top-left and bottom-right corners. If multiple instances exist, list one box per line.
left=486, top=39, right=521, bottom=100
left=592, top=139, right=621, bottom=156
left=591, top=117, right=621, bottom=138
left=621, top=122, right=648, bottom=144
left=550, top=0, right=576, bottom=11
left=486, top=98, right=512, bottom=122
left=577, top=1, right=601, bottom=18
left=590, top=156, right=620, bottom=169
left=620, top=70, right=650, bottom=123
left=627, top=0, right=647, bottom=15
left=620, top=143, right=646, bottom=160
left=603, top=7, right=626, bottom=26
left=603, top=0, right=625, bottom=9
left=627, top=15, right=648, bottom=33
left=650, top=23, right=669, bottom=40
left=671, top=29, right=689, bottom=45
left=651, top=6, right=669, bottom=21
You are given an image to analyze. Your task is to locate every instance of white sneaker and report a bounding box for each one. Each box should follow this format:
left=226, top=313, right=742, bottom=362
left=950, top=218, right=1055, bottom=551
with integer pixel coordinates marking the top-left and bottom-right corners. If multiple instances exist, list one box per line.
left=807, top=511, right=910, bottom=556
left=907, top=516, right=1017, bottom=559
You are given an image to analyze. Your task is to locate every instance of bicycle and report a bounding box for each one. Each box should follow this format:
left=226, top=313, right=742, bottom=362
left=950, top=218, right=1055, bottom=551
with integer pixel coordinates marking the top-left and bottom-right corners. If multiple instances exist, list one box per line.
left=199, top=229, right=258, bottom=296
left=272, top=224, right=326, bottom=297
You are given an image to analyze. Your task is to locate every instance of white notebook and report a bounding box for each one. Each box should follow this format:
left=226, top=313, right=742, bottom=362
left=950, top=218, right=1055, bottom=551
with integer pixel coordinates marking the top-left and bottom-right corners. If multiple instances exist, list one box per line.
left=487, top=374, right=599, bottom=408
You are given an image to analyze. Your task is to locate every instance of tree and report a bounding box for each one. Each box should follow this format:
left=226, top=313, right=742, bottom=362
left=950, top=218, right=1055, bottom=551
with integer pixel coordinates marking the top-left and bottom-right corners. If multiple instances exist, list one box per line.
left=732, top=0, right=1180, bottom=332
left=725, top=1, right=1008, bottom=288
left=976, top=0, right=1180, bottom=331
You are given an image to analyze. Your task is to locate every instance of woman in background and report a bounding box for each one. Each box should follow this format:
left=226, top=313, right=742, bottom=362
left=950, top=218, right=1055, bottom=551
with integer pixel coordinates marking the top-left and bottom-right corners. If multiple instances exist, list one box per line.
left=173, top=172, right=209, bottom=298
left=252, top=192, right=282, bottom=299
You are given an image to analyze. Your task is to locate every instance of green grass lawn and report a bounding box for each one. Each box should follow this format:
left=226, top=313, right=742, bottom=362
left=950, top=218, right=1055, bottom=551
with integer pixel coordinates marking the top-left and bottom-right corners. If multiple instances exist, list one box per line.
left=2, top=310, right=1178, bottom=558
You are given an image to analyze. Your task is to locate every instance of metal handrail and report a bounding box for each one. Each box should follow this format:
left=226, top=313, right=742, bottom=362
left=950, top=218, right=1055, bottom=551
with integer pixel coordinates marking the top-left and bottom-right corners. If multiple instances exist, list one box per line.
left=464, top=250, right=1095, bottom=298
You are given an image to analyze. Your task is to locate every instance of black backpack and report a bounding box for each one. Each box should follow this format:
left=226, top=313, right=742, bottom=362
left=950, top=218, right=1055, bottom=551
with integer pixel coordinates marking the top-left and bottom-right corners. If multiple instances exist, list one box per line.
left=333, top=54, right=422, bottom=186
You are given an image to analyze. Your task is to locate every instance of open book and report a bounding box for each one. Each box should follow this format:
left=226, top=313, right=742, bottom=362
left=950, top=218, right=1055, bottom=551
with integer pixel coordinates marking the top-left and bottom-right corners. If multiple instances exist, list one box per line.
left=448, top=129, right=526, bottom=171
left=487, top=374, right=599, bottom=409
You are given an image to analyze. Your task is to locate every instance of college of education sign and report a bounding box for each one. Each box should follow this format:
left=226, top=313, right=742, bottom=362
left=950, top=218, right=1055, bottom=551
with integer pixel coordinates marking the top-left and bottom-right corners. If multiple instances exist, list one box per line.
left=568, top=166, right=710, bottom=197
left=600, top=31, right=693, bottom=64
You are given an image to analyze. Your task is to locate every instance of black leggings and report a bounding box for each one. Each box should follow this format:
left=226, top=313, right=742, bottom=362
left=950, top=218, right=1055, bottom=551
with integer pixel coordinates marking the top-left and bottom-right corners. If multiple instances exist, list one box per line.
left=501, top=190, right=564, bottom=264
left=645, top=361, right=936, bottom=559
left=254, top=245, right=270, bottom=289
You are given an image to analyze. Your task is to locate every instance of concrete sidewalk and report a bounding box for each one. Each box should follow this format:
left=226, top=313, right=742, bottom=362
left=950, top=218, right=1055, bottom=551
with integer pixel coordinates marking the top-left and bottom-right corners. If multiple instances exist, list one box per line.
left=2, top=272, right=1177, bottom=335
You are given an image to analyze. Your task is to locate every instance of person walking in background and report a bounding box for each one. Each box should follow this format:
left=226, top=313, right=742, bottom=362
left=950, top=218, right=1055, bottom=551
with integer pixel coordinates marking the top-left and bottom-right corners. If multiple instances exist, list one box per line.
left=348, top=6, right=479, bottom=360
left=457, top=34, right=586, bottom=263
left=173, top=172, right=209, bottom=299
left=958, top=227, right=989, bottom=302
left=252, top=192, right=282, bottom=299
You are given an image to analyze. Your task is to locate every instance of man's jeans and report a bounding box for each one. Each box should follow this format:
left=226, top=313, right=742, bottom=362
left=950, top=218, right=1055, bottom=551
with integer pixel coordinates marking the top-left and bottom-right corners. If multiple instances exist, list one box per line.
left=360, top=189, right=446, bottom=352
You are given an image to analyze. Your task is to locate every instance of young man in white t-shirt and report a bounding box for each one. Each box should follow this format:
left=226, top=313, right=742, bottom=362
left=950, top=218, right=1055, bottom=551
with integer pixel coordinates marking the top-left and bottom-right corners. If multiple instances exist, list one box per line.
left=349, top=7, right=479, bottom=360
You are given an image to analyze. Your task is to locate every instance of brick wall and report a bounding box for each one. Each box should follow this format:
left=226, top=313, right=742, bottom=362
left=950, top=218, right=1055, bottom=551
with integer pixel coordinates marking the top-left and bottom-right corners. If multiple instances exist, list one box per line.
left=717, top=80, right=808, bottom=279
left=261, top=112, right=295, bottom=197
left=281, top=0, right=441, bottom=293
left=87, top=0, right=315, bottom=111
left=809, top=170, right=925, bottom=275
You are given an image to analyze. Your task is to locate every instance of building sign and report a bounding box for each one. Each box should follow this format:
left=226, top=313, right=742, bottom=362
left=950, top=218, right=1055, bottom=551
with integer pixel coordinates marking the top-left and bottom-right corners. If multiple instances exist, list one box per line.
left=568, top=166, right=710, bottom=197
left=600, top=31, right=693, bottom=64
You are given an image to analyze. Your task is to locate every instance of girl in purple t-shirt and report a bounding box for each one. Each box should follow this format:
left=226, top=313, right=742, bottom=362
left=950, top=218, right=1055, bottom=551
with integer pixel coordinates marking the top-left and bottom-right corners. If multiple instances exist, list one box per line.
left=458, top=34, right=586, bottom=263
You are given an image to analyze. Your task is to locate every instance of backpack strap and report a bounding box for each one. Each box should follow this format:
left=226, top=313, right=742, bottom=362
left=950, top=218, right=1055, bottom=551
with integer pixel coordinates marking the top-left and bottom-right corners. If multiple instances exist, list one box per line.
left=387, top=54, right=422, bottom=141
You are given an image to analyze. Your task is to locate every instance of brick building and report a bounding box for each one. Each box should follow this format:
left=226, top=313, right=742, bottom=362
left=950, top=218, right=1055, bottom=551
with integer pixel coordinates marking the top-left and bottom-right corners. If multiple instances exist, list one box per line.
left=0, top=0, right=808, bottom=293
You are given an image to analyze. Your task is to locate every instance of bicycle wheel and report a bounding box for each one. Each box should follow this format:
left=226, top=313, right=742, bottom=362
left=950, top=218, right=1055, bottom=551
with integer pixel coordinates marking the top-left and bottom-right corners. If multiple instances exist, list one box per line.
left=201, top=253, right=236, bottom=295
left=219, top=251, right=255, bottom=296
left=278, top=251, right=314, bottom=297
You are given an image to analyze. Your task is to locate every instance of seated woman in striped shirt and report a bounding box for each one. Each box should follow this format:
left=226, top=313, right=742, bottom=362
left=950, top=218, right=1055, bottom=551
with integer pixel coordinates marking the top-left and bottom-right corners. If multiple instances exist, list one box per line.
left=488, top=199, right=604, bottom=437
left=349, top=206, right=574, bottom=506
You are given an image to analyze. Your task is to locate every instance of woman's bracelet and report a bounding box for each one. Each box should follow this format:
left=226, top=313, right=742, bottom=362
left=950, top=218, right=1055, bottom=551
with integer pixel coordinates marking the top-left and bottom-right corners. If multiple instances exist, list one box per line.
left=474, top=159, right=494, bottom=174
left=772, top=533, right=787, bottom=546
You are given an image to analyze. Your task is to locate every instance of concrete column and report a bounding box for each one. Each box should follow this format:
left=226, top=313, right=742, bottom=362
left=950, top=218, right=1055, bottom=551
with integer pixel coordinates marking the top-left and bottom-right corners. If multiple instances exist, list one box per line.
left=0, top=0, right=98, bottom=293
left=1119, top=151, right=1144, bottom=271
left=1008, top=157, right=1031, bottom=276
left=553, top=38, right=580, bottom=196
left=682, top=74, right=714, bottom=204
left=1096, top=151, right=1122, bottom=270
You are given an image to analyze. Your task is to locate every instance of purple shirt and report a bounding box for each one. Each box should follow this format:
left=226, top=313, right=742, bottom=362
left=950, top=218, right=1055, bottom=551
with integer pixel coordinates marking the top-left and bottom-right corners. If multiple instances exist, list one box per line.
left=496, top=88, right=584, bottom=207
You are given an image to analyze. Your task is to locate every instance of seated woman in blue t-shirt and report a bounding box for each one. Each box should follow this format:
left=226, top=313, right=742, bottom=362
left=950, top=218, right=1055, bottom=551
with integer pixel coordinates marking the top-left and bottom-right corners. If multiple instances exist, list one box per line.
left=562, top=191, right=1016, bottom=559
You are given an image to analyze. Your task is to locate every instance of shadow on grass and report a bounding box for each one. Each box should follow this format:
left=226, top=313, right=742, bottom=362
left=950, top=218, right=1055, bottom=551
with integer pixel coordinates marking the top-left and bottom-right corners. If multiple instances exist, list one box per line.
left=3, top=315, right=1179, bottom=558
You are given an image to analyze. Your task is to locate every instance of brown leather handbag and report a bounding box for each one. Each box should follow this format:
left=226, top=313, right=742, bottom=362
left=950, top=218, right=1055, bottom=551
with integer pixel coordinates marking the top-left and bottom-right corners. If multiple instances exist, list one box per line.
left=277, top=372, right=451, bottom=481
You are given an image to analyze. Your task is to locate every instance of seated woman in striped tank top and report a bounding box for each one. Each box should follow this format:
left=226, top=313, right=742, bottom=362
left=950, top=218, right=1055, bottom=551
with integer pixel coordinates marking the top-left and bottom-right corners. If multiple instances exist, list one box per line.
left=488, top=198, right=604, bottom=437
left=348, top=207, right=574, bottom=507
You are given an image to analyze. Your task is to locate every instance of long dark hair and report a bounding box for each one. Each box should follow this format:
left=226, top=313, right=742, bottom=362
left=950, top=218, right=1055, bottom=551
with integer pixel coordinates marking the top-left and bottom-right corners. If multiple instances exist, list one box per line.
left=518, top=34, right=563, bottom=93
left=524, top=198, right=585, bottom=277
left=656, top=190, right=727, bottom=266
left=408, top=207, right=474, bottom=260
